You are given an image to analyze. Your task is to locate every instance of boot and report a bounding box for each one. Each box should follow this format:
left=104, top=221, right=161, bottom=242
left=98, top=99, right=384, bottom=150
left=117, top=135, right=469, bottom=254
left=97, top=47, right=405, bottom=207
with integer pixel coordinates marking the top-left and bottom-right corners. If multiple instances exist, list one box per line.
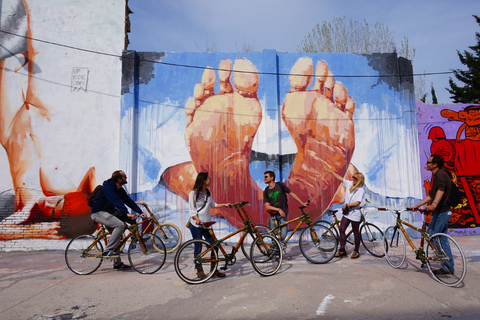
left=195, top=264, right=206, bottom=279
left=211, top=262, right=226, bottom=278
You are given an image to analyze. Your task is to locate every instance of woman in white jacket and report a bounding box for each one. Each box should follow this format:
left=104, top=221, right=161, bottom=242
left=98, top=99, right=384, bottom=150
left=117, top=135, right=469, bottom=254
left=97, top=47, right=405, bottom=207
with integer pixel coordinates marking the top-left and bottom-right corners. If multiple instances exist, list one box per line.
left=188, top=172, right=230, bottom=279
left=326, top=169, right=365, bottom=259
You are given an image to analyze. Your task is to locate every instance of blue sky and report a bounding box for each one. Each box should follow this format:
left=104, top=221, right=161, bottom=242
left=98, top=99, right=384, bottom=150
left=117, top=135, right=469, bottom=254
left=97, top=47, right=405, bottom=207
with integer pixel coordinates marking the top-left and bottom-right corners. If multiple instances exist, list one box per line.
left=127, top=0, right=480, bottom=104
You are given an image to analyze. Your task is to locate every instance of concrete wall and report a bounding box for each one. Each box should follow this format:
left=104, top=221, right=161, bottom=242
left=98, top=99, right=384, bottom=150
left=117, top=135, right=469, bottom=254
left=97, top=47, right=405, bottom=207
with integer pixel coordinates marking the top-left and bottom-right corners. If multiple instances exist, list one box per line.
left=0, top=0, right=126, bottom=250
left=2, top=2, right=476, bottom=251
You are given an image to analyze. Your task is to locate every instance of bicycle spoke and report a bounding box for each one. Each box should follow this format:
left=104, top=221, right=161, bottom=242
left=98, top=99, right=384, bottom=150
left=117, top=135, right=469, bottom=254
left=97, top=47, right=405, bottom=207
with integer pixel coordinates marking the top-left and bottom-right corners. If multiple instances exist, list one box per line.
left=128, top=233, right=166, bottom=274
left=383, top=226, right=406, bottom=268
left=65, top=235, right=103, bottom=275
left=426, top=233, right=466, bottom=287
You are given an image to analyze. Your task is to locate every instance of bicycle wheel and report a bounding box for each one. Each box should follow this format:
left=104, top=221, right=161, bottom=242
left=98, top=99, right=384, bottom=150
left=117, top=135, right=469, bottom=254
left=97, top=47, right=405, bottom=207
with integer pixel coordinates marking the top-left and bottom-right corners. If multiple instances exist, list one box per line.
left=360, top=223, right=385, bottom=257
left=65, top=234, right=103, bottom=275
left=153, top=222, right=182, bottom=253
left=314, top=220, right=339, bottom=243
left=383, top=226, right=406, bottom=268
left=426, top=233, right=466, bottom=287
left=241, top=224, right=270, bottom=260
left=174, top=239, right=217, bottom=284
left=299, top=223, right=338, bottom=264
left=128, top=233, right=166, bottom=274
left=250, top=234, right=282, bottom=276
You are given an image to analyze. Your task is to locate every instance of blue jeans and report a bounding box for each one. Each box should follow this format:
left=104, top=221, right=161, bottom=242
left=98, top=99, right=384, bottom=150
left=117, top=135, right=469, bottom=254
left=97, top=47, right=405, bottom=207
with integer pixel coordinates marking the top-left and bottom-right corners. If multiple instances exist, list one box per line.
left=189, top=224, right=217, bottom=265
left=429, top=210, right=454, bottom=272
left=269, top=213, right=288, bottom=241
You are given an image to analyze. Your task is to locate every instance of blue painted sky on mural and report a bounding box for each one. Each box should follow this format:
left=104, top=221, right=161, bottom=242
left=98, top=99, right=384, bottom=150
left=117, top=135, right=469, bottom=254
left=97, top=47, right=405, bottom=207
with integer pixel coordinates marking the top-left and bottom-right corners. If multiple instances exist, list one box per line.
left=128, top=0, right=480, bottom=104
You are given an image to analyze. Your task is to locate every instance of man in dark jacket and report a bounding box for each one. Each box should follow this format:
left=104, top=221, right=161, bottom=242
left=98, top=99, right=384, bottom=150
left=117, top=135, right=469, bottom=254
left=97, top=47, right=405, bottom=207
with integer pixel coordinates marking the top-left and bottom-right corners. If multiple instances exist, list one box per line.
left=91, top=170, right=146, bottom=270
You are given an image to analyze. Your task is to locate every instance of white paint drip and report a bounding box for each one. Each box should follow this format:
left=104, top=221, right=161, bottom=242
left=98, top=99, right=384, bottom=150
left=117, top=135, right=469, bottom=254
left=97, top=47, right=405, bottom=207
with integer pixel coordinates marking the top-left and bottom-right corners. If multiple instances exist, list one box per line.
left=316, top=294, right=335, bottom=316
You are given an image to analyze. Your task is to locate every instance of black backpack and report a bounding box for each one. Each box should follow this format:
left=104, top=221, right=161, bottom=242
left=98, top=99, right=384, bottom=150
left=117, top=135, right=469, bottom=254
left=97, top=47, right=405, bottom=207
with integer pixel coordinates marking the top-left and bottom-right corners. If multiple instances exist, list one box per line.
left=447, top=180, right=465, bottom=209
left=87, top=185, right=103, bottom=207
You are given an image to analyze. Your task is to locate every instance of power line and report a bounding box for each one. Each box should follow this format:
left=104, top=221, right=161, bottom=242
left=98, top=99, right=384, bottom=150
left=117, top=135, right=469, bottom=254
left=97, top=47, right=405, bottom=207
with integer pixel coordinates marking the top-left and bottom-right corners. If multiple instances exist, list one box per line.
left=1, top=29, right=455, bottom=78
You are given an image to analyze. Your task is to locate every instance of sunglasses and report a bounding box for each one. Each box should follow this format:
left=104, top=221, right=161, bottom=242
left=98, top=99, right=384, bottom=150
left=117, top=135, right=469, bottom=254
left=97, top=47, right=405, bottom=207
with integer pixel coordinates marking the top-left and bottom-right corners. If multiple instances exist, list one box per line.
left=426, top=161, right=433, bottom=164
left=264, top=176, right=270, bottom=179
left=353, top=176, right=358, bottom=180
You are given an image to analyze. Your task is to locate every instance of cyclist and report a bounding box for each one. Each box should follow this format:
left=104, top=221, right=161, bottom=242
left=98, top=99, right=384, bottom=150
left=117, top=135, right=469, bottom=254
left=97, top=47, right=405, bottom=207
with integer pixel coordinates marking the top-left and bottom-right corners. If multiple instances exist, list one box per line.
left=263, top=171, right=308, bottom=242
left=188, top=172, right=230, bottom=279
left=412, top=154, right=454, bottom=275
left=91, top=170, right=146, bottom=270
left=326, top=169, right=365, bottom=259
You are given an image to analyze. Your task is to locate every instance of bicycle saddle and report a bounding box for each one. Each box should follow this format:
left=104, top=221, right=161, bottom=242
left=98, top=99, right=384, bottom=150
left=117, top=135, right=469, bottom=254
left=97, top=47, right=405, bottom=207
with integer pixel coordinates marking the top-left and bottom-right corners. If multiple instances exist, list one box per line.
left=202, top=221, right=216, bottom=228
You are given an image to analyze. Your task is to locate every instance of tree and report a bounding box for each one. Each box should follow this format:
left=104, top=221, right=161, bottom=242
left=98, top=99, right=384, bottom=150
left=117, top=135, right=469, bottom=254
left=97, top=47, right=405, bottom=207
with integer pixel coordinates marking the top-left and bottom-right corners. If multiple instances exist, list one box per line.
left=431, top=84, right=438, bottom=104
left=447, top=15, right=480, bottom=103
left=297, top=16, right=424, bottom=99
left=296, top=16, right=415, bottom=60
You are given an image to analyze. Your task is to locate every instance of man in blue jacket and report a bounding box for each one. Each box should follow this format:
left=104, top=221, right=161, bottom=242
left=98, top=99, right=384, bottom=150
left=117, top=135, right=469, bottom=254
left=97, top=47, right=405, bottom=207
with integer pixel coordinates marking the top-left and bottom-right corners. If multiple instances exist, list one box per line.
left=91, top=170, right=146, bottom=270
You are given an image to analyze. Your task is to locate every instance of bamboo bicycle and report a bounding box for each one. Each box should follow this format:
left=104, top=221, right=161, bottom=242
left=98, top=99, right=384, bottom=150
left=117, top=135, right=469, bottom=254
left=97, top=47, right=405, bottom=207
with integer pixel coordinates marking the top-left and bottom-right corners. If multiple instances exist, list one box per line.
left=91, top=203, right=182, bottom=254
left=380, top=207, right=466, bottom=287
left=174, top=201, right=283, bottom=284
left=265, top=200, right=338, bottom=264
left=316, top=201, right=384, bottom=257
left=138, top=203, right=182, bottom=253
left=65, top=210, right=167, bottom=275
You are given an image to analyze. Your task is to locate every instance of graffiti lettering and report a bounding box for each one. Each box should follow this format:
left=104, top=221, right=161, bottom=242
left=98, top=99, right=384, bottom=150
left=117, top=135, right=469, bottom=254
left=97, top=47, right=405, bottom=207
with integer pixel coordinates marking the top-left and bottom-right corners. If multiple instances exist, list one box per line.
left=71, top=67, right=89, bottom=91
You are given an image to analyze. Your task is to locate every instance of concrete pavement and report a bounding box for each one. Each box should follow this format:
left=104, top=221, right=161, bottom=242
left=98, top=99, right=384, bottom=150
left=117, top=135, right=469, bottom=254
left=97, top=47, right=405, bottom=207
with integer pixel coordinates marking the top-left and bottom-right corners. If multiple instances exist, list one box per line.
left=1, top=234, right=480, bottom=320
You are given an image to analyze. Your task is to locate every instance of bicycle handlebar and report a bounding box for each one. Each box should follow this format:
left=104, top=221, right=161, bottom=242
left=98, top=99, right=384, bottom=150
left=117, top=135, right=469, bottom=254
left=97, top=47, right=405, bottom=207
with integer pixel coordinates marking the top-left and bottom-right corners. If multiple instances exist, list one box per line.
left=299, top=198, right=311, bottom=210
left=227, top=201, right=249, bottom=208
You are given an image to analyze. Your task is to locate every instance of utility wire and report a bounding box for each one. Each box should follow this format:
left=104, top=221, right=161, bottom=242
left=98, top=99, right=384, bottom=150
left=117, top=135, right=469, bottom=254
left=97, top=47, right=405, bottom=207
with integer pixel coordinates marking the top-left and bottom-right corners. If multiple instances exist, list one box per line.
left=0, top=29, right=454, bottom=78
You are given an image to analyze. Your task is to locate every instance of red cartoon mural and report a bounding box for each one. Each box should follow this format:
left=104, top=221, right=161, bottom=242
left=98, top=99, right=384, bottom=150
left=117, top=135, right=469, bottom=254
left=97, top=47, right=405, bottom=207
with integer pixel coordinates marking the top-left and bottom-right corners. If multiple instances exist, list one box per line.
left=418, top=102, right=480, bottom=232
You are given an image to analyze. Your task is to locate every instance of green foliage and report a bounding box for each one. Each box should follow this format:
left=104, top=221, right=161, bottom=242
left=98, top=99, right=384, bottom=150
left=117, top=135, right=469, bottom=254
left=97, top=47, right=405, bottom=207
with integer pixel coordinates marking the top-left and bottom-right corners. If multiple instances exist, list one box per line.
left=447, top=15, right=480, bottom=103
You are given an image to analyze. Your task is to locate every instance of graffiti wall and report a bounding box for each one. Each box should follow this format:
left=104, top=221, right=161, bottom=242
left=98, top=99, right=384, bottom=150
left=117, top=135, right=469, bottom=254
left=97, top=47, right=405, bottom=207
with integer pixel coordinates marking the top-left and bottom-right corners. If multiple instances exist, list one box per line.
left=121, top=50, right=423, bottom=241
left=0, top=0, right=126, bottom=250
left=417, top=102, right=480, bottom=236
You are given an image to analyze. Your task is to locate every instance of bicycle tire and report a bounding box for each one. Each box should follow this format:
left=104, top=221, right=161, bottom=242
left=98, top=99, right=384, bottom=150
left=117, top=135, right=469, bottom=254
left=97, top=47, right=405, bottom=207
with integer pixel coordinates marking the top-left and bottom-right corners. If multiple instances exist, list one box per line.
left=426, top=233, right=466, bottom=287
left=383, top=226, right=406, bottom=268
left=65, top=234, right=103, bottom=275
left=299, top=223, right=338, bottom=264
left=153, top=222, right=182, bottom=254
left=315, top=219, right=340, bottom=244
left=128, top=233, right=166, bottom=274
left=250, top=234, right=282, bottom=276
left=174, top=239, right=217, bottom=284
left=240, top=224, right=270, bottom=260
left=360, top=223, right=385, bottom=257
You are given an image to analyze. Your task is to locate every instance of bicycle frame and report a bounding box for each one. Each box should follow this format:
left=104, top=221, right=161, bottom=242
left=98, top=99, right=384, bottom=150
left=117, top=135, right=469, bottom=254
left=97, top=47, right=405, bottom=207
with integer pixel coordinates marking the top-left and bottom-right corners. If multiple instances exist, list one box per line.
left=194, top=202, right=272, bottom=267
left=323, top=209, right=367, bottom=239
left=385, top=209, right=448, bottom=262
left=86, top=222, right=149, bottom=257
left=270, top=210, right=317, bottom=243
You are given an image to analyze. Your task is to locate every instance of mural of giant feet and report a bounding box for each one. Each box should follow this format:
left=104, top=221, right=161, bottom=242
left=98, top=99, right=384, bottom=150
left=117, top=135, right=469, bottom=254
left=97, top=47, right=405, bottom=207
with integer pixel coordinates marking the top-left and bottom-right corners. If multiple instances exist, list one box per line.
left=185, top=58, right=263, bottom=226
left=283, top=58, right=356, bottom=219
left=162, top=57, right=357, bottom=226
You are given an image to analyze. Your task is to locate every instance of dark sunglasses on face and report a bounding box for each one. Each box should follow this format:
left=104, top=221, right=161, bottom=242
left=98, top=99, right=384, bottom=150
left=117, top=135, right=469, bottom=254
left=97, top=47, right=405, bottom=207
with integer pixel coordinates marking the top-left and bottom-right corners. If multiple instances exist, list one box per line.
left=264, top=176, right=270, bottom=179
left=426, top=161, right=433, bottom=164
left=353, top=176, right=358, bottom=180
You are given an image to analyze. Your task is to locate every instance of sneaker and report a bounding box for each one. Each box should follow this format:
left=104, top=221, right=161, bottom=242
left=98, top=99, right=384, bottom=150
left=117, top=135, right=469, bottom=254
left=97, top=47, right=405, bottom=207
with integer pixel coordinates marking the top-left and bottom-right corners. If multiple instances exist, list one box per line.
left=102, top=251, right=119, bottom=257
left=114, top=262, right=132, bottom=270
left=433, top=268, right=453, bottom=275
